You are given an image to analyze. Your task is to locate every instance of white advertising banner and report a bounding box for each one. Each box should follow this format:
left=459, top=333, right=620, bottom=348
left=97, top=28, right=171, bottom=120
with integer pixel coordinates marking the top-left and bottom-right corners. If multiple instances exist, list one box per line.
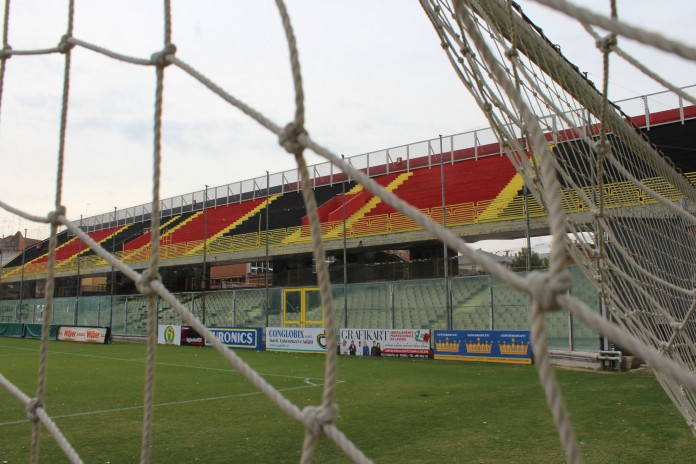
left=340, top=328, right=430, bottom=357
left=266, top=327, right=327, bottom=353
left=158, top=324, right=182, bottom=346
left=57, top=326, right=109, bottom=344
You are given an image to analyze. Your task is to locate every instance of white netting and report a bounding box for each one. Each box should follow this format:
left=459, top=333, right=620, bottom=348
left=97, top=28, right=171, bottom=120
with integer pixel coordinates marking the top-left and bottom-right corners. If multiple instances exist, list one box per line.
left=1, top=0, right=695, bottom=463
left=419, top=0, right=696, bottom=458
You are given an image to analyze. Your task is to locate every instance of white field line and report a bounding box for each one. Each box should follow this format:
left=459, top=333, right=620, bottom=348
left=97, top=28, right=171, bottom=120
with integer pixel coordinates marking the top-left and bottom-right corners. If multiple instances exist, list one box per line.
left=0, top=352, right=35, bottom=357
left=0, top=342, right=346, bottom=427
left=0, top=382, right=327, bottom=427
left=0, top=343, right=334, bottom=381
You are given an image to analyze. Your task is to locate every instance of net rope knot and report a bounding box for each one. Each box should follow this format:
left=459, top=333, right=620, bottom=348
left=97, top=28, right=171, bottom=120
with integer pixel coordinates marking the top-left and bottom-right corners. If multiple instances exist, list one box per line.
left=58, top=35, right=75, bottom=54
left=589, top=207, right=603, bottom=219
left=136, top=269, right=159, bottom=298
left=26, top=398, right=41, bottom=423
left=596, top=35, right=617, bottom=53
left=1, top=44, right=12, bottom=60
left=593, top=139, right=611, bottom=155
left=526, top=270, right=571, bottom=313
left=279, top=122, right=307, bottom=156
left=150, top=43, right=177, bottom=67
left=47, top=206, right=67, bottom=226
left=301, top=404, right=338, bottom=437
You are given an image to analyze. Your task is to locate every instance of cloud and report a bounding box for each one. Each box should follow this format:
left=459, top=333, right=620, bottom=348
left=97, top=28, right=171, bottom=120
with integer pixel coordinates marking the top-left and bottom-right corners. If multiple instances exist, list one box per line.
left=1, top=0, right=695, bottom=238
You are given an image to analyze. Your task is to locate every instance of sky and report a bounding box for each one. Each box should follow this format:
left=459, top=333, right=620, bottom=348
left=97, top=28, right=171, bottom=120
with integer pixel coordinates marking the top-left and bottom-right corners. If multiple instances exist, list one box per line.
left=1, top=0, right=695, bottom=254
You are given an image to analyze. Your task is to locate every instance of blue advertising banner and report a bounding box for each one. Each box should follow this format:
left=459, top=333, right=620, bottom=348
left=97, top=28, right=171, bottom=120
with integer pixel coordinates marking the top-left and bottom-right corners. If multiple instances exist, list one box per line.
left=206, top=327, right=262, bottom=350
left=433, top=330, right=533, bottom=364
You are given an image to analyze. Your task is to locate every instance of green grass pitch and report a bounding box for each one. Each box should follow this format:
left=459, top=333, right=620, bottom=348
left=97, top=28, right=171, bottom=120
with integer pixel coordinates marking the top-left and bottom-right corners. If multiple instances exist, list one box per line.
left=1, top=338, right=695, bottom=463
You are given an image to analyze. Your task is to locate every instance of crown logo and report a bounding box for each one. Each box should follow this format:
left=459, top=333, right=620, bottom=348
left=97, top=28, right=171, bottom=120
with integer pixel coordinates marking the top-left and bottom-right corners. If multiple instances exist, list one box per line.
left=435, top=337, right=460, bottom=352
left=498, top=338, right=529, bottom=356
left=464, top=337, right=493, bottom=354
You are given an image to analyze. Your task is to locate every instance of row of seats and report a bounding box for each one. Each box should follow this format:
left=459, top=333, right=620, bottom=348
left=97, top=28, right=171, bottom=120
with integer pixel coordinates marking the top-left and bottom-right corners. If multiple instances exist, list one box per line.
left=363, top=157, right=518, bottom=218
left=10, top=155, right=524, bottom=270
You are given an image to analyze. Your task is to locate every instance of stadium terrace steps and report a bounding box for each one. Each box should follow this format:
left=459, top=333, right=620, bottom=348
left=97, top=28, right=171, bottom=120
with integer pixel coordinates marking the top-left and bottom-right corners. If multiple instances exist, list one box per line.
left=312, top=184, right=364, bottom=225
left=54, top=226, right=129, bottom=271
left=452, top=282, right=492, bottom=329
left=186, top=194, right=281, bottom=256
left=314, top=172, right=413, bottom=241
left=123, top=199, right=270, bottom=261
left=283, top=171, right=413, bottom=244
left=475, top=173, right=526, bottom=222
left=285, top=174, right=406, bottom=245
left=2, top=227, right=128, bottom=278
left=28, top=227, right=121, bottom=265
left=358, top=156, right=519, bottom=222
left=81, top=222, right=148, bottom=255
left=122, top=214, right=187, bottom=263
left=164, top=200, right=263, bottom=255
left=123, top=214, right=191, bottom=251
left=2, top=231, right=71, bottom=269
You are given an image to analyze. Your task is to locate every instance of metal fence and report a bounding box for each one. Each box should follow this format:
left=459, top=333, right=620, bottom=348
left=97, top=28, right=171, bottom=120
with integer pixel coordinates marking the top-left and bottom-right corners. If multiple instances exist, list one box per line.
left=0, top=266, right=602, bottom=351
left=72, top=86, right=696, bottom=233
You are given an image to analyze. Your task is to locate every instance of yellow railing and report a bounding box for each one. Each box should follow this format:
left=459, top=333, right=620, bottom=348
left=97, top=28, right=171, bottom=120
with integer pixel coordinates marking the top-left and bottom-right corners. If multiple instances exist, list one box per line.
left=3, top=172, right=695, bottom=278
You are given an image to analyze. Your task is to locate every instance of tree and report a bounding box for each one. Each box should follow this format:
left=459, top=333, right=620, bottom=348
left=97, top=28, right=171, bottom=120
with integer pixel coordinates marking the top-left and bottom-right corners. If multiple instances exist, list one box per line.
left=510, top=248, right=548, bottom=271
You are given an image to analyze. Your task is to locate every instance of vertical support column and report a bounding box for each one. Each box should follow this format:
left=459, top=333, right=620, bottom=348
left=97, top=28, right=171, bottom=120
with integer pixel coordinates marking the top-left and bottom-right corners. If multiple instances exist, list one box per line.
left=342, top=156, right=348, bottom=329
left=488, top=275, right=494, bottom=330
left=232, top=290, right=237, bottom=327
left=76, top=221, right=81, bottom=324
left=265, top=171, right=270, bottom=329
left=439, top=135, right=451, bottom=330
left=110, top=206, right=117, bottom=329
left=524, top=185, right=531, bottom=271
left=390, top=282, right=395, bottom=330
left=202, top=185, right=209, bottom=325
left=569, top=307, right=575, bottom=351
left=18, top=228, right=27, bottom=322
left=124, top=297, right=129, bottom=336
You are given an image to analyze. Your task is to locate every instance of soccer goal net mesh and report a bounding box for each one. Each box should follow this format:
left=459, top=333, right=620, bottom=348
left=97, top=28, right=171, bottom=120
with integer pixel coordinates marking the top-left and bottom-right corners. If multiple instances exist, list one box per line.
left=0, top=0, right=695, bottom=463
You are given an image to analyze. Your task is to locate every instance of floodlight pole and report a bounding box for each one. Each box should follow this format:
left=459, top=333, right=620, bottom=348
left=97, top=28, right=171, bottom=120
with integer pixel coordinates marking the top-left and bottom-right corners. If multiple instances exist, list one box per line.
left=342, top=155, right=348, bottom=329
left=524, top=184, right=532, bottom=271
left=110, top=206, right=117, bottom=329
left=0, top=242, right=4, bottom=302
left=439, top=135, right=451, bottom=330
left=202, top=185, right=208, bottom=325
left=18, top=228, right=27, bottom=322
left=76, top=219, right=82, bottom=325
left=264, top=171, right=271, bottom=328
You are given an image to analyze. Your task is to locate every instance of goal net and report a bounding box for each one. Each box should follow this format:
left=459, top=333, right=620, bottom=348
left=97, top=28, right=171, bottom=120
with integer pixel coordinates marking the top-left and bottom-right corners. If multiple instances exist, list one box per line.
left=0, top=0, right=695, bottom=463
left=419, top=0, right=696, bottom=455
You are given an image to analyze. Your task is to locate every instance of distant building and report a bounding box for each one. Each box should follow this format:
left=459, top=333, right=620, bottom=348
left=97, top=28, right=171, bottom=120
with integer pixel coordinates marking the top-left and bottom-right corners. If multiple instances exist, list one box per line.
left=0, top=231, right=41, bottom=266
left=458, top=249, right=512, bottom=275
left=210, top=263, right=270, bottom=289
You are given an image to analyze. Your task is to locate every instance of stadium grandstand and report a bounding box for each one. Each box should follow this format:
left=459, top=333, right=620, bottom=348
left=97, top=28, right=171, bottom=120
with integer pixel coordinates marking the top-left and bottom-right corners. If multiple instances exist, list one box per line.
left=1, top=86, right=694, bottom=356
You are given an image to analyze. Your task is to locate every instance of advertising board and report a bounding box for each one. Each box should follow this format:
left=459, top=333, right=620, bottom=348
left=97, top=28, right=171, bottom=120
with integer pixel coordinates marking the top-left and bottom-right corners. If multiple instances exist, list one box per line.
left=206, top=327, right=262, bottom=350
left=339, top=328, right=430, bottom=357
left=433, top=330, right=533, bottom=364
left=266, top=327, right=327, bottom=353
left=181, top=326, right=205, bottom=346
left=157, top=324, right=181, bottom=345
left=57, top=326, right=110, bottom=344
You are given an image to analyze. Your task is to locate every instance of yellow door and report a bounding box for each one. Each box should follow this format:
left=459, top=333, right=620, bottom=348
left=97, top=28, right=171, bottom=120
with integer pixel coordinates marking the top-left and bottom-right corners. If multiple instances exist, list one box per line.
left=282, top=288, right=324, bottom=328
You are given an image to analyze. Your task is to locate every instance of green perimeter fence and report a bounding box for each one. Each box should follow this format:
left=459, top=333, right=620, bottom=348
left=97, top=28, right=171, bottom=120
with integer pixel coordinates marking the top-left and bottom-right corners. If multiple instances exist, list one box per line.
left=0, top=266, right=601, bottom=350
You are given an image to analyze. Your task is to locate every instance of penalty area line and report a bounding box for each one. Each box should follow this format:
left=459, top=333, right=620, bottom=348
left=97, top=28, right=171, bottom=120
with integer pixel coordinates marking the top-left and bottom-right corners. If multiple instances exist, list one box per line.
left=0, top=344, right=339, bottom=384
left=0, top=381, right=333, bottom=427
